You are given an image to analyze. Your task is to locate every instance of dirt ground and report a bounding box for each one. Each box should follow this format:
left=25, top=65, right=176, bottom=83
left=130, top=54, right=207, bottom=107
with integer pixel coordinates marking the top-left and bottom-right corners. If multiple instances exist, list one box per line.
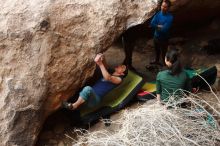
left=36, top=18, right=220, bottom=146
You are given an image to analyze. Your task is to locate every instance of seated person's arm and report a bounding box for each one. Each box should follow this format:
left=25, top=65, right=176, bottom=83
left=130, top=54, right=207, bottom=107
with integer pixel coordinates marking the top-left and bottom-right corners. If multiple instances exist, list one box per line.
left=156, top=94, right=161, bottom=103
left=156, top=73, right=162, bottom=103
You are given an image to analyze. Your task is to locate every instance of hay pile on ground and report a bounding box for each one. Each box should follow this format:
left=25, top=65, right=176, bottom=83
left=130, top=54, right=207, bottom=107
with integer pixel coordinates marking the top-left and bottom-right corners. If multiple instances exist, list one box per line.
left=70, top=91, right=220, bottom=146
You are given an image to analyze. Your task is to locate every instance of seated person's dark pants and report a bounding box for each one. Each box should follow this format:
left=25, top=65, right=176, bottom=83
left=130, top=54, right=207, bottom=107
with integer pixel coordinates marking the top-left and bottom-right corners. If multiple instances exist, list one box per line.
left=154, top=38, right=168, bottom=65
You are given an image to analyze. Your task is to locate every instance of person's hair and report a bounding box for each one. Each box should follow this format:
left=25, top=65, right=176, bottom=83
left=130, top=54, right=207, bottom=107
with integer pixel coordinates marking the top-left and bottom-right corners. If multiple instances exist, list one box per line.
left=166, top=48, right=182, bottom=75
left=162, top=0, right=171, bottom=8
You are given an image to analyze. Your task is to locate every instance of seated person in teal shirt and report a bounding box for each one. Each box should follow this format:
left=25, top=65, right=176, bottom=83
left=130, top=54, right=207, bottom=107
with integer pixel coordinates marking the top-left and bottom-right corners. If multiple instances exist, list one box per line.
left=156, top=48, right=191, bottom=103
left=63, top=53, right=128, bottom=110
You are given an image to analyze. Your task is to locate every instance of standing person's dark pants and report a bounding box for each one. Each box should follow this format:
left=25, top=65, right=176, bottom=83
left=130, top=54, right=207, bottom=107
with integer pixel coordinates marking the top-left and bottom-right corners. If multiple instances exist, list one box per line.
left=153, top=38, right=168, bottom=66
left=122, top=34, right=135, bottom=70
left=123, top=38, right=134, bottom=67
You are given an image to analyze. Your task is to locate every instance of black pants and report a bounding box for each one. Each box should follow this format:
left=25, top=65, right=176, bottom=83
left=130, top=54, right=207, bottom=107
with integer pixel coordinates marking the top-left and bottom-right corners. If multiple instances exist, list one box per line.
left=122, top=36, right=135, bottom=67
left=153, top=38, right=168, bottom=65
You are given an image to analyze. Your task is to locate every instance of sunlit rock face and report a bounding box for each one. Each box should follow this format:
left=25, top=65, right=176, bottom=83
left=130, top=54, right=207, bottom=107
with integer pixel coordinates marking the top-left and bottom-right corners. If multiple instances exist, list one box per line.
left=0, top=0, right=158, bottom=145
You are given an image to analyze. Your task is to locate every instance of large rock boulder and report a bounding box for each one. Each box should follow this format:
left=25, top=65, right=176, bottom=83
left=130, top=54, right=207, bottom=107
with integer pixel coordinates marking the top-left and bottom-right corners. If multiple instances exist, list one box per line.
left=1, top=0, right=220, bottom=145
left=0, top=0, right=158, bottom=145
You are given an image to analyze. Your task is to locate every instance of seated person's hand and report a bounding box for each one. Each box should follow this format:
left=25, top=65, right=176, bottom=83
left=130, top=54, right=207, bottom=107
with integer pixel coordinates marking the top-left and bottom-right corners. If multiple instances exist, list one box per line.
left=192, top=87, right=199, bottom=94
left=156, top=99, right=162, bottom=104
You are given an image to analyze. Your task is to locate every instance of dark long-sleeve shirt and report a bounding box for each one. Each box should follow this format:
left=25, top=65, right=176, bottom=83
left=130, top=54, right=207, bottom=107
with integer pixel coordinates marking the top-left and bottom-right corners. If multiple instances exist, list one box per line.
left=150, top=11, right=173, bottom=40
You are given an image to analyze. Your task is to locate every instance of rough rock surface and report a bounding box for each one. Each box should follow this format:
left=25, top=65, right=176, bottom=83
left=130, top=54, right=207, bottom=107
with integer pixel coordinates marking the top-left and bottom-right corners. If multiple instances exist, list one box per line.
left=0, top=0, right=220, bottom=145
left=0, top=0, right=158, bottom=145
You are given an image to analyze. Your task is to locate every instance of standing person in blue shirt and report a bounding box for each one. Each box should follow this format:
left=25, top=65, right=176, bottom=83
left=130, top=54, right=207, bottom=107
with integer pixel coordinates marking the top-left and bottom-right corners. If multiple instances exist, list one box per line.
left=150, top=0, right=173, bottom=66
left=63, top=53, right=128, bottom=110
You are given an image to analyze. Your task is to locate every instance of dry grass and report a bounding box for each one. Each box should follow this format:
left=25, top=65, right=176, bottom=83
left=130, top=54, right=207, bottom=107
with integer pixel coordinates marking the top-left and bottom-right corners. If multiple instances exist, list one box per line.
left=69, top=94, right=220, bottom=146
left=69, top=75, right=220, bottom=146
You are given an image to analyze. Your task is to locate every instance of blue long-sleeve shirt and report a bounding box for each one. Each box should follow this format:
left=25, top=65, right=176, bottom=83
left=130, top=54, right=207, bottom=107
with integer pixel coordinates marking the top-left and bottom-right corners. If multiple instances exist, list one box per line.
left=150, top=11, right=173, bottom=40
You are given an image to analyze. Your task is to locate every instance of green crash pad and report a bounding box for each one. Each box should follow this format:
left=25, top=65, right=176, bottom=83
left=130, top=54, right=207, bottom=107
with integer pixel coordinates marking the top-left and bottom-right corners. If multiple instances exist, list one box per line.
left=79, top=70, right=144, bottom=118
left=184, top=66, right=217, bottom=88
